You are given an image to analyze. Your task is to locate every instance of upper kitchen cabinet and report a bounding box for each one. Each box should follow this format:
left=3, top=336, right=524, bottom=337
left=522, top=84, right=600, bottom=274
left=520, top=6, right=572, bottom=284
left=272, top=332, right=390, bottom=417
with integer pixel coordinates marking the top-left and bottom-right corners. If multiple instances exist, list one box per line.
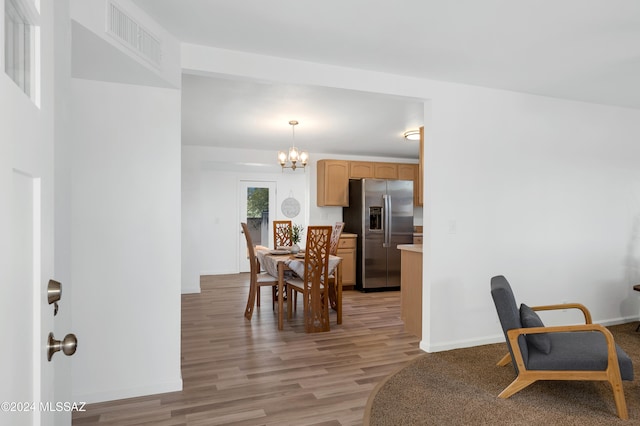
left=349, top=161, right=400, bottom=180
left=398, top=163, right=420, bottom=206
left=349, top=161, right=375, bottom=179
left=418, top=126, right=424, bottom=206
left=317, top=160, right=350, bottom=206
left=398, top=163, right=417, bottom=180
left=374, top=163, right=398, bottom=179
left=317, top=159, right=421, bottom=207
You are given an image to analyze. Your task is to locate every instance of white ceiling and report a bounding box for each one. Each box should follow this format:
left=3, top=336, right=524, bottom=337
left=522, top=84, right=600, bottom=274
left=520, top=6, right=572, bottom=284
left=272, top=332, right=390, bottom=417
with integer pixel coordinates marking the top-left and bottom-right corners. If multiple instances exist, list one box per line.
left=181, top=75, right=424, bottom=158
left=130, top=0, right=640, bottom=159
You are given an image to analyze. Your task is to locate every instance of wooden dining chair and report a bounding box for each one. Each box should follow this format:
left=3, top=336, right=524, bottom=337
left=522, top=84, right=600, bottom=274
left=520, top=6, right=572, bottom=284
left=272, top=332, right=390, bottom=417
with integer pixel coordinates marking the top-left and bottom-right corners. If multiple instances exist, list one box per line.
left=291, top=222, right=344, bottom=310
left=327, top=222, right=344, bottom=310
left=273, top=220, right=292, bottom=248
left=286, top=225, right=332, bottom=333
left=241, top=222, right=279, bottom=320
left=329, top=222, right=345, bottom=256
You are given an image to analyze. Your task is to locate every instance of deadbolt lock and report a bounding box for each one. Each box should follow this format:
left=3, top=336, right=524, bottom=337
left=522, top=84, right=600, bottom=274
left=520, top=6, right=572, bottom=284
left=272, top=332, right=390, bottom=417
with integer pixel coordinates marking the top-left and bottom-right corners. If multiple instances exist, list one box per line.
left=47, top=279, right=62, bottom=316
left=47, top=332, right=77, bottom=361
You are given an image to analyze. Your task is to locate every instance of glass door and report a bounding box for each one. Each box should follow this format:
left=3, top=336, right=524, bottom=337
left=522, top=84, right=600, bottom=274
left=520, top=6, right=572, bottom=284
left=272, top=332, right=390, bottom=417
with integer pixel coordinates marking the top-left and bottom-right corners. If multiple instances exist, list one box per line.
left=239, top=181, right=276, bottom=272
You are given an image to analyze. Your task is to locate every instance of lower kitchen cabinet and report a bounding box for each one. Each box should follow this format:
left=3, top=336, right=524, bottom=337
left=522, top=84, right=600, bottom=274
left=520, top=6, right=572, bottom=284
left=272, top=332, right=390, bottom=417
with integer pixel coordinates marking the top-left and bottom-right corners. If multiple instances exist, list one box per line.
left=336, top=233, right=356, bottom=288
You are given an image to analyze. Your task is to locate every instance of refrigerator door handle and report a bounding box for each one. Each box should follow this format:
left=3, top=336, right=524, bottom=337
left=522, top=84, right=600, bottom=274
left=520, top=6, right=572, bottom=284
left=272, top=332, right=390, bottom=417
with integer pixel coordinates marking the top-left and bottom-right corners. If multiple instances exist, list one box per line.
left=383, top=194, right=390, bottom=247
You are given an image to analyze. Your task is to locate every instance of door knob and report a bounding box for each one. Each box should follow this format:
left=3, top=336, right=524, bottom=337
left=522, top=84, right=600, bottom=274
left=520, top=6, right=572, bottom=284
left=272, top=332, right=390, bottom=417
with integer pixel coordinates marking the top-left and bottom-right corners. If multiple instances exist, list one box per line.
left=47, top=332, right=77, bottom=361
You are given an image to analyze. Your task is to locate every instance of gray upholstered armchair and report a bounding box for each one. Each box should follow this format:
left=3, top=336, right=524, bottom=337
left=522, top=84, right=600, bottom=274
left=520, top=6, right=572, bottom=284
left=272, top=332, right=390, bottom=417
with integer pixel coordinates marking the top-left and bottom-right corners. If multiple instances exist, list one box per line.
left=490, top=275, right=633, bottom=419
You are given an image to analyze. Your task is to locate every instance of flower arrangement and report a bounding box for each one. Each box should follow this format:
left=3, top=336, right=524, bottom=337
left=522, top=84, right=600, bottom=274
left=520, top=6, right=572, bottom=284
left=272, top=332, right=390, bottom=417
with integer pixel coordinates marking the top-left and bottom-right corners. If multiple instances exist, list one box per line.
left=291, top=223, right=305, bottom=245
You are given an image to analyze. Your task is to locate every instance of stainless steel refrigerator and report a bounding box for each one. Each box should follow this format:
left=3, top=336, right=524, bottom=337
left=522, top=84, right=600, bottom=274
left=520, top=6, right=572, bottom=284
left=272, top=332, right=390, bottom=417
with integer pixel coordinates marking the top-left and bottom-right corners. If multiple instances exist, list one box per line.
left=343, top=179, right=414, bottom=291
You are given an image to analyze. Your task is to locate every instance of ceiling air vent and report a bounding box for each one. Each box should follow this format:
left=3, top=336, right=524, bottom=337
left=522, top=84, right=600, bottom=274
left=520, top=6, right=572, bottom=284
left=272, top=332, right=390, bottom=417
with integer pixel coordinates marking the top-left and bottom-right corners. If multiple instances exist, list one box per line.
left=107, top=1, right=161, bottom=69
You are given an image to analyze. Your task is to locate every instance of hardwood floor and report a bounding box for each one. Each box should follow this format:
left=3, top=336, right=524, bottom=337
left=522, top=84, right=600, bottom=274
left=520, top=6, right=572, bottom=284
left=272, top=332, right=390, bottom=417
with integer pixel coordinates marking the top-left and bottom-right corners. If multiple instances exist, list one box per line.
left=72, top=274, right=422, bottom=425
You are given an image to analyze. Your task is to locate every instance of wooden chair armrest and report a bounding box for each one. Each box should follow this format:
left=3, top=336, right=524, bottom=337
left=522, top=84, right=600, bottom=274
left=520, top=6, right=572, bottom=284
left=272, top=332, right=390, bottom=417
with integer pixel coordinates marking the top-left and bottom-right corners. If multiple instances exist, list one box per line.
left=506, top=323, right=618, bottom=374
left=531, top=303, right=592, bottom=324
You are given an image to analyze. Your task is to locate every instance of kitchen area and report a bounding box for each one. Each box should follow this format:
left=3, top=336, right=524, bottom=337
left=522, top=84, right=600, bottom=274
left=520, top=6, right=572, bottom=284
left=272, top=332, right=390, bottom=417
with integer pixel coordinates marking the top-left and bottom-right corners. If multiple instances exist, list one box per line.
left=315, top=145, right=424, bottom=339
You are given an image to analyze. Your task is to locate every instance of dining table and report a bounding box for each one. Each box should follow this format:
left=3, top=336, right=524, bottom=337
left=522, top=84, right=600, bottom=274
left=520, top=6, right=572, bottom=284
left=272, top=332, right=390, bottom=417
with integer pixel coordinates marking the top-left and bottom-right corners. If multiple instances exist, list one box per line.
left=255, top=248, right=343, bottom=330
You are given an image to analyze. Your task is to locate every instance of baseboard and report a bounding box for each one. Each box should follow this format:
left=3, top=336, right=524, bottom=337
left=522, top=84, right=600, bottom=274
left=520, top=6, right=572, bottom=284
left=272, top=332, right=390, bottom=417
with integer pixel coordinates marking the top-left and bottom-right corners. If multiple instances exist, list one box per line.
left=74, top=378, right=183, bottom=404
left=200, top=268, right=238, bottom=276
left=599, top=315, right=639, bottom=327
left=181, top=285, right=201, bottom=294
left=421, top=334, right=504, bottom=353
left=420, top=315, right=640, bottom=353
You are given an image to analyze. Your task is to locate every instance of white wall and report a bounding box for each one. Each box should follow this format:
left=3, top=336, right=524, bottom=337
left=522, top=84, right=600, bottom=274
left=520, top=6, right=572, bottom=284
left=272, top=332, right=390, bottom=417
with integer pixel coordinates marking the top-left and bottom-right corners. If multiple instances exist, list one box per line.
left=70, top=79, right=182, bottom=402
left=66, top=0, right=184, bottom=404
left=182, top=146, right=314, bottom=286
left=425, top=87, right=640, bottom=351
left=181, top=148, right=202, bottom=293
left=182, top=44, right=640, bottom=353
left=70, top=0, right=180, bottom=88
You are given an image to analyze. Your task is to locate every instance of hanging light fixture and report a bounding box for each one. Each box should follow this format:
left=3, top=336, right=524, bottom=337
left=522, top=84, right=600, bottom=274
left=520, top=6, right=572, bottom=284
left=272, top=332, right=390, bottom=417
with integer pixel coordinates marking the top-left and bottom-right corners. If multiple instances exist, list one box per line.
left=278, top=120, right=309, bottom=171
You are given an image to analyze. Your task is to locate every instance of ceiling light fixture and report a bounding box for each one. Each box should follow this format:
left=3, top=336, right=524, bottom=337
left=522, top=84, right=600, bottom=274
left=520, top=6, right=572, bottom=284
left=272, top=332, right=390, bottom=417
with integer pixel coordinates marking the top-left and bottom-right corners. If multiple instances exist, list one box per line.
left=278, top=120, right=308, bottom=171
left=403, top=129, right=421, bottom=141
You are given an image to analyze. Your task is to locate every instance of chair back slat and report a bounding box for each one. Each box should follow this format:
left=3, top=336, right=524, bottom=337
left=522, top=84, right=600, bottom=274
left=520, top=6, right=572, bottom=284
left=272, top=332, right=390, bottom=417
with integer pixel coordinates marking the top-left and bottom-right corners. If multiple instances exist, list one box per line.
left=241, top=222, right=257, bottom=277
left=329, top=222, right=345, bottom=256
left=273, top=220, right=292, bottom=248
left=302, top=226, right=332, bottom=332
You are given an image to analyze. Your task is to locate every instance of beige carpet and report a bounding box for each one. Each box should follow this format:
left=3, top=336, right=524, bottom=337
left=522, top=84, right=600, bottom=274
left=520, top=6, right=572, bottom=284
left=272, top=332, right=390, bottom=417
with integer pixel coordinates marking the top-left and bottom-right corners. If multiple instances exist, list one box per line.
left=365, top=322, right=640, bottom=425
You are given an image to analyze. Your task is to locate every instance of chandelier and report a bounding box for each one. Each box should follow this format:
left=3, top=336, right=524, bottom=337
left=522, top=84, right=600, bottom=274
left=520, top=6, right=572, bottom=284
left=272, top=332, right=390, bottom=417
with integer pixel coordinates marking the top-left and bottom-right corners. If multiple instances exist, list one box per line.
left=278, top=120, right=309, bottom=171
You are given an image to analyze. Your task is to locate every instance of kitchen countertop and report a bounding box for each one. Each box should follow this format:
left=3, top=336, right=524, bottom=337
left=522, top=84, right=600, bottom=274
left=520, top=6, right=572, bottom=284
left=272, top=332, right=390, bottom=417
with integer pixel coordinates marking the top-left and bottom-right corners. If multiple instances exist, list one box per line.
left=397, top=244, right=423, bottom=253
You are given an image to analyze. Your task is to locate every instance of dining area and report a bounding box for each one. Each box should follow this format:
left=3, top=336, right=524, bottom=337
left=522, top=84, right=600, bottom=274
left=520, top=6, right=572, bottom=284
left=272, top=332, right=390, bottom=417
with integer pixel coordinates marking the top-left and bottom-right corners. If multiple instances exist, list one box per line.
left=241, top=220, right=345, bottom=333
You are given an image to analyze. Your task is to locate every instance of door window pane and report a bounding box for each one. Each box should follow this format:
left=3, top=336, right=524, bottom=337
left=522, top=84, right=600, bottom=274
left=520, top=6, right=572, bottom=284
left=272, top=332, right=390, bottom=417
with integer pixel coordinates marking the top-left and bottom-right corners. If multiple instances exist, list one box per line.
left=246, top=187, right=269, bottom=246
left=5, top=0, right=38, bottom=100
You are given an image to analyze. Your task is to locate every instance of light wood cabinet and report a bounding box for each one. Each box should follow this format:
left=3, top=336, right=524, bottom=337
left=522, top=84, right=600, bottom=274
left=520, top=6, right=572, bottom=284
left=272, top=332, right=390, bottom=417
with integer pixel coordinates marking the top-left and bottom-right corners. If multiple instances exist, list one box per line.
left=349, top=161, right=375, bottom=179
left=399, top=245, right=423, bottom=339
left=418, top=126, right=424, bottom=206
left=317, top=160, right=349, bottom=206
left=316, top=158, right=421, bottom=207
left=336, top=233, right=356, bottom=288
left=398, top=163, right=420, bottom=206
left=398, top=163, right=416, bottom=180
left=374, top=163, right=398, bottom=179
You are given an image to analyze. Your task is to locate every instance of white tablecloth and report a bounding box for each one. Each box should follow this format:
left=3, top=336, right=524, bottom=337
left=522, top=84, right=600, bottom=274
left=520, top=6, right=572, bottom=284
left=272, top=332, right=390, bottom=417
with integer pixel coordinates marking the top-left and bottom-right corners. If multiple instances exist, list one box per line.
left=256, top=249, right=340, bottom=279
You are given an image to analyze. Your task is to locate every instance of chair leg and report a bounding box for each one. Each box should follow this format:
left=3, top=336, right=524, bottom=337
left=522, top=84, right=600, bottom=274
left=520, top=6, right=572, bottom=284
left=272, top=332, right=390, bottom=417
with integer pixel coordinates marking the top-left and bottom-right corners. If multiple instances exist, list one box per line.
left=287, top=286, right=293, bottom=320
left=271, top=287, right=276, bottom=310
left=328, top=279, right=337, bottom=310
left=609, top=377, right=629, bottom=419
left=244, top=281, right=257, bottom=320
left=497, top=377, right=536, bottom=399
left=497, top=353, right=512, bottom=367
left=256, top=286, right=261, bottom=306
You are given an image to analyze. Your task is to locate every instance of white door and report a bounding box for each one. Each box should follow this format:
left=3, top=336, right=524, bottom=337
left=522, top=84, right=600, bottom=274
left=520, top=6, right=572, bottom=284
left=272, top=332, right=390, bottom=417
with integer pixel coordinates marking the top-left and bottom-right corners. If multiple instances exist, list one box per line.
left=3, top=168, right=67, bottom=426
left=6, top=171, right=40, bottom=426
left=1, top=1, right=72, bottom=424
left=239, top=181, right=276, bottom=272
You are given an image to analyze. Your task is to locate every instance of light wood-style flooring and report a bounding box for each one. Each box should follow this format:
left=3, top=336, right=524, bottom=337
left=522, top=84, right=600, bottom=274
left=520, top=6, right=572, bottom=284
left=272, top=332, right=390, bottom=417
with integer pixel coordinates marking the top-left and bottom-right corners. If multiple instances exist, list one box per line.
left=72, top=274, right=422, bottom=425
